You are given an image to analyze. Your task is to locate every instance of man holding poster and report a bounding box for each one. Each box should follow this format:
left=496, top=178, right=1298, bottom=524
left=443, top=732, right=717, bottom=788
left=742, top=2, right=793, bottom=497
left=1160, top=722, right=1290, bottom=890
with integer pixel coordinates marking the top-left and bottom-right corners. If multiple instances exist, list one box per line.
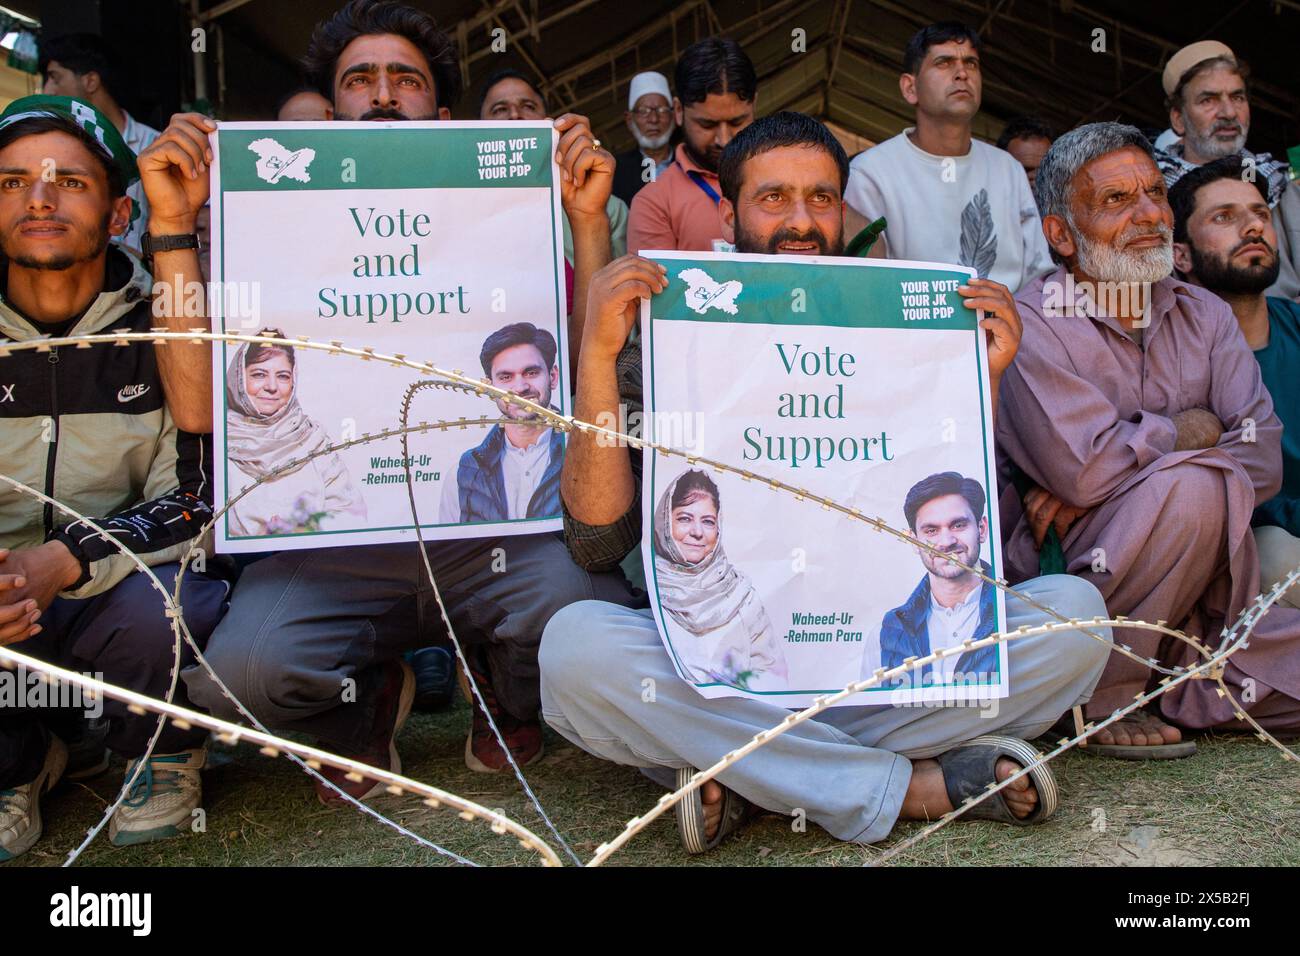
left=156, top=0, right=639, bottom=794
left=541, top=112, right=1112, bottom=852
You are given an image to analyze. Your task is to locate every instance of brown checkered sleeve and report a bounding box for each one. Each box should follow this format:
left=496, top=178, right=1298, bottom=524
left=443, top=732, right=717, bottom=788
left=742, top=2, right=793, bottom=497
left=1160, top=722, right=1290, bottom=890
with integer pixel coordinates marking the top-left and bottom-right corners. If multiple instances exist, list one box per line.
left=562, top=337, right=644, bottom=572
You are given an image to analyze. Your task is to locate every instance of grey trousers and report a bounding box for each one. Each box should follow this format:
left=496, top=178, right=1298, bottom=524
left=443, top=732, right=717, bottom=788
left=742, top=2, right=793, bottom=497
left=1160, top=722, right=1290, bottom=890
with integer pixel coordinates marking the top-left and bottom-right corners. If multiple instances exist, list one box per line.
left=540, top=574, right=1111, bottom=844
left=183, top=534, right=636, bottom=751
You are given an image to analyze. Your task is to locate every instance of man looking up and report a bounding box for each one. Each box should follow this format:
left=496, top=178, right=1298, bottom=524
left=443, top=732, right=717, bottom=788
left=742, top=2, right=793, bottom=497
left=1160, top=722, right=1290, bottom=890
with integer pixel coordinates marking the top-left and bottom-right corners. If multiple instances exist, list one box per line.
left=1154, top=41, right=1300, bottom=301
left=845, top=22, right=1052, bottom=292
left=1170, top=156, right=1300, bottom=608
left=540, top=111, right=1112, bottom=853
left=998, top=123, right=1300, bottom=757
left=612, top=71, right=676, bottom=208
left=627, top=37, right=757, bottom=254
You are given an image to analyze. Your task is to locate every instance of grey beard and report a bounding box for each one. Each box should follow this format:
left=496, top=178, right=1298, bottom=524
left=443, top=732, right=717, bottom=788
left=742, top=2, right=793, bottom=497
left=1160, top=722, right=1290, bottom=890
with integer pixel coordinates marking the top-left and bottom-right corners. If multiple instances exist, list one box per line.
left=632, top=127, right=673, bottom=151
left=1071, top=221, right=1173, bottom=285
left=1184, top=124, right=1247, bottom=162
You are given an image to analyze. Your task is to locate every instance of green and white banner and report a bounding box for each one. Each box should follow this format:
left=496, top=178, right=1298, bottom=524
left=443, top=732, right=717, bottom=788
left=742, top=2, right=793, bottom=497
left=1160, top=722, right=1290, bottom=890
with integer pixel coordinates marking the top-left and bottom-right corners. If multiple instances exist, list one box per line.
left=641, top=251, right=1008, bottom=708
left=209, top=121, right=567, bottom=552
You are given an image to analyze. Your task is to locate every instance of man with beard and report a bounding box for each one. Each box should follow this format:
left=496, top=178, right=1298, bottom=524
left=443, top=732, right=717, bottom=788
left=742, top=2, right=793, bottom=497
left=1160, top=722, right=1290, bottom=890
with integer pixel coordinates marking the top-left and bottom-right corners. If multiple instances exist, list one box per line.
left=439, top=323, right=563, bottom=524
left=180, top=0, right=639, bottom=783
left=627, top=38, right=757, bottom=254
left=998, top=123, right=1300, bottom=759
left=611, top=72, right=676, bottom=208
left=0, top=97, right=227, bottom=858
left=1154, top=41, right=1300, bottom=302
left=844, top=22, right=1052, bottom=293
left=879, top=474, right=1000, bottom=686
left=1170, top=156, right=1300, bottom=608
left=538, top=112, right=1114, bottom=853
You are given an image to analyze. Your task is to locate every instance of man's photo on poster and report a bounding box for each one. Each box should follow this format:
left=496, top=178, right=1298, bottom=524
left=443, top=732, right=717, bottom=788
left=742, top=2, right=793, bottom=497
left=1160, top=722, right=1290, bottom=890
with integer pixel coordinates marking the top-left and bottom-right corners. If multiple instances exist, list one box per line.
left=873, top=471, right=1000, bottom=688
left=439, top=322, right=565, bottom=524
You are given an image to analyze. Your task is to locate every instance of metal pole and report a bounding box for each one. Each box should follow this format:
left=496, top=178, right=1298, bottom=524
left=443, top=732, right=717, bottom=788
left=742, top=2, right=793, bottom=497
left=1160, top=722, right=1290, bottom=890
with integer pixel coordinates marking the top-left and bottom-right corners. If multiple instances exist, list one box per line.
left=189, top=0, right=207, bottom=104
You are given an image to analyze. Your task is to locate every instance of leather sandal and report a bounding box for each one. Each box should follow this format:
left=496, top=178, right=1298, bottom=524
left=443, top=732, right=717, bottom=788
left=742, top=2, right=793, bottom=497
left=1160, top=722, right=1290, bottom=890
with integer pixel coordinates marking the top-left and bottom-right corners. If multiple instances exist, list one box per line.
left=1049, top=704, right=1197, bottom=760
left=674, top=767, right=754, bottom=854
left=935, top=734, right=1058, bottom=825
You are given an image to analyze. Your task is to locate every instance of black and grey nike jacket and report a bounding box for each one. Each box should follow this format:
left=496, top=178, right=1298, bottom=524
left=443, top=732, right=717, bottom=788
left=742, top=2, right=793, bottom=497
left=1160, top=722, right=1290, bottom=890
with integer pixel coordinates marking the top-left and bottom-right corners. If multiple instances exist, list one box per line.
left=0, top=247, right=213, bottom=598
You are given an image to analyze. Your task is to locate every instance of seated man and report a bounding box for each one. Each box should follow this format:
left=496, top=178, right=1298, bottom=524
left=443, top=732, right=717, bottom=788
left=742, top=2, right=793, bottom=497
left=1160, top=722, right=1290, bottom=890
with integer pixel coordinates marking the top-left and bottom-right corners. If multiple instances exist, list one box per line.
left=541, top=111, right=1113, bottom=851
left=1169, top=156, right=1300, bottom=607
left=0, top=97, right=227, bottom=859
left=1153, top=41, right=1300, bottom=302
left=178, top=0, right=637, bottom=789
left=998, top=123, right=1300, bottom=756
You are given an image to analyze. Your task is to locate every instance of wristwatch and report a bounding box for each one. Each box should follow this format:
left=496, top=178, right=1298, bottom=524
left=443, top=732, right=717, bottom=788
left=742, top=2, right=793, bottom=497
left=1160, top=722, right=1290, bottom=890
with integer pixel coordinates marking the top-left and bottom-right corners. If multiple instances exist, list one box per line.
left=141, top=232, right=200, bottom=259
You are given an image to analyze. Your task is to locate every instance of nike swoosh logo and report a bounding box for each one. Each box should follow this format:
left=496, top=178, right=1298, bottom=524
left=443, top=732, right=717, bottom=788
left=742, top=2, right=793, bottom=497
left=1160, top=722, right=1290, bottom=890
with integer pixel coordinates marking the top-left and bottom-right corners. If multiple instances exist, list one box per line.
left=117, top=385, right=151, bottom=402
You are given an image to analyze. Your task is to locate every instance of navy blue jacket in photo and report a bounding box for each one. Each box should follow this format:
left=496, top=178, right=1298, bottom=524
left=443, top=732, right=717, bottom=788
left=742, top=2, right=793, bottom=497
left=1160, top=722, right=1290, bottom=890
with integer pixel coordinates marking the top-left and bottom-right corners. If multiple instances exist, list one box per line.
left=455, top=423, right=563, bottom=523
left=879, top=560, right=1000, bottom=683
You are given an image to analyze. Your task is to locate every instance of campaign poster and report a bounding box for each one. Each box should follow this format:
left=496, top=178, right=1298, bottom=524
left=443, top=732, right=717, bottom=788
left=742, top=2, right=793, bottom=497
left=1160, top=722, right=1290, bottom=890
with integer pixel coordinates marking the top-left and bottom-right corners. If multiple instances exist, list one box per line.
left=209, top=121, right=567, bottom=552
left=641, top=251, right=1008, bottom=708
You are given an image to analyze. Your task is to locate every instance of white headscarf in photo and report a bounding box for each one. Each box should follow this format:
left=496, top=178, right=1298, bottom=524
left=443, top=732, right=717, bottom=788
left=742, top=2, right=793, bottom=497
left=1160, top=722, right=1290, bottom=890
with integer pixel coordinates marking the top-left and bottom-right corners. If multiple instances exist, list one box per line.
left=652, top=471, right=771, bottom=640
left=225, top=338, right=330, bottom=479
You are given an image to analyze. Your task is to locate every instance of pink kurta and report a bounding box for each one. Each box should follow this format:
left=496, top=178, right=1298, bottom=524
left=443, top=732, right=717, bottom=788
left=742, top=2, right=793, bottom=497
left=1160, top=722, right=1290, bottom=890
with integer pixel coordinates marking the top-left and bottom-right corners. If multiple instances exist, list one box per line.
left=997, top=266, right=1300, bottom=729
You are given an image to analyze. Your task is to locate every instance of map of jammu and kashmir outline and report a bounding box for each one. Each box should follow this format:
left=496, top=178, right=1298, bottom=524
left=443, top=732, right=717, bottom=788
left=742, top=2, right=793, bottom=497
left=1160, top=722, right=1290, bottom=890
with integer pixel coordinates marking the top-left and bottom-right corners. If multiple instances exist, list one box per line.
left=248, top=137, right=316, bottom=184
left=680, top=268, right=742, bottom=315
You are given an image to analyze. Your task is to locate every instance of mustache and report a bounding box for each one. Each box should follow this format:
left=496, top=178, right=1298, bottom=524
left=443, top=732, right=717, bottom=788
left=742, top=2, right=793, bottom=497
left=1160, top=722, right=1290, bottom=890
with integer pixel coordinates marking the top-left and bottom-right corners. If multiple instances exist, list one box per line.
left=1120, top=222, right=1171, bottom=245
left=17, top=215, right=71, bottom=226
left=1233, top=236, right=1275, bottom=257
left=769, top=226, right=831, bottom=249
left=358, top=107, right=408, bottom=121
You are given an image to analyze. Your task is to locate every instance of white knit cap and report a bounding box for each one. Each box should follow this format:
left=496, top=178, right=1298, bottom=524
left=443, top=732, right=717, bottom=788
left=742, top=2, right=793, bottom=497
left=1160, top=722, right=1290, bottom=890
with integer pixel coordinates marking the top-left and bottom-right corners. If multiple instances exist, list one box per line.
left=627, top=71, right=672, bottom=110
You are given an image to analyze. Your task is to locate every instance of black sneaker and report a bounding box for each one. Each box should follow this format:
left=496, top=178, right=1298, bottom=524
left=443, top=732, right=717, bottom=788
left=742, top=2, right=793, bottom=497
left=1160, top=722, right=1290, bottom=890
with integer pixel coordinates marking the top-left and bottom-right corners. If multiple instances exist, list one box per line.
left=64, top=716, right=110, bottom=780
left=409, top=646, right=455, bottom=713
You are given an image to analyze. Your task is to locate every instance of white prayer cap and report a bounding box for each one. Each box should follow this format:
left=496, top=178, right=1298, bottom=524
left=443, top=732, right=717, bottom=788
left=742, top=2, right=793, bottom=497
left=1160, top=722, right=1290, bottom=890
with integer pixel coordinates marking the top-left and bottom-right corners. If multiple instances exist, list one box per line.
left=1162, top=41, right=1236, bottom=97
left=628, top=71, right=672, bottom=110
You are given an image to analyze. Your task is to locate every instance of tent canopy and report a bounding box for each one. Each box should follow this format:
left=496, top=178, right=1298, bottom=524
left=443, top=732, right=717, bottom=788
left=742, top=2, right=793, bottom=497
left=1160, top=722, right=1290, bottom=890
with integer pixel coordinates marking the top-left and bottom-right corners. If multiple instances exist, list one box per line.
left=23, top=0, right=1300, bottom=157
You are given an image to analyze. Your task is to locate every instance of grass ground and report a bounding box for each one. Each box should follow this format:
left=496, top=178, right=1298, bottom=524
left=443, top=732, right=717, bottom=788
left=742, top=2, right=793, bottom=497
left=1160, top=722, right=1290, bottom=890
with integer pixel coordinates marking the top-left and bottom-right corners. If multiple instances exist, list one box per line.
left=6, top=698, right=1299, bottom=867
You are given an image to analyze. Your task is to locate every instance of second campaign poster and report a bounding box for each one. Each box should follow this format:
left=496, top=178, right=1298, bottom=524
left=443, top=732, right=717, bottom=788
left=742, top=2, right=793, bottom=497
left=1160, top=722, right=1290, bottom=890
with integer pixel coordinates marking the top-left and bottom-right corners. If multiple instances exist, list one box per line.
left=209, top=120, right=567, bottom=552
left=641, top=252, right=1008, bottom=708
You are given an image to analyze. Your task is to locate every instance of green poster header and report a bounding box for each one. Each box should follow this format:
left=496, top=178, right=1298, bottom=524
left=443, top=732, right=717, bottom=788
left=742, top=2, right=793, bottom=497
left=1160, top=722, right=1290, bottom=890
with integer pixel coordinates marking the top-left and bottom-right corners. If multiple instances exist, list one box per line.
left=648, top=255, right=979, bottom=332
left=218, top=124, right=553, bottom=191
